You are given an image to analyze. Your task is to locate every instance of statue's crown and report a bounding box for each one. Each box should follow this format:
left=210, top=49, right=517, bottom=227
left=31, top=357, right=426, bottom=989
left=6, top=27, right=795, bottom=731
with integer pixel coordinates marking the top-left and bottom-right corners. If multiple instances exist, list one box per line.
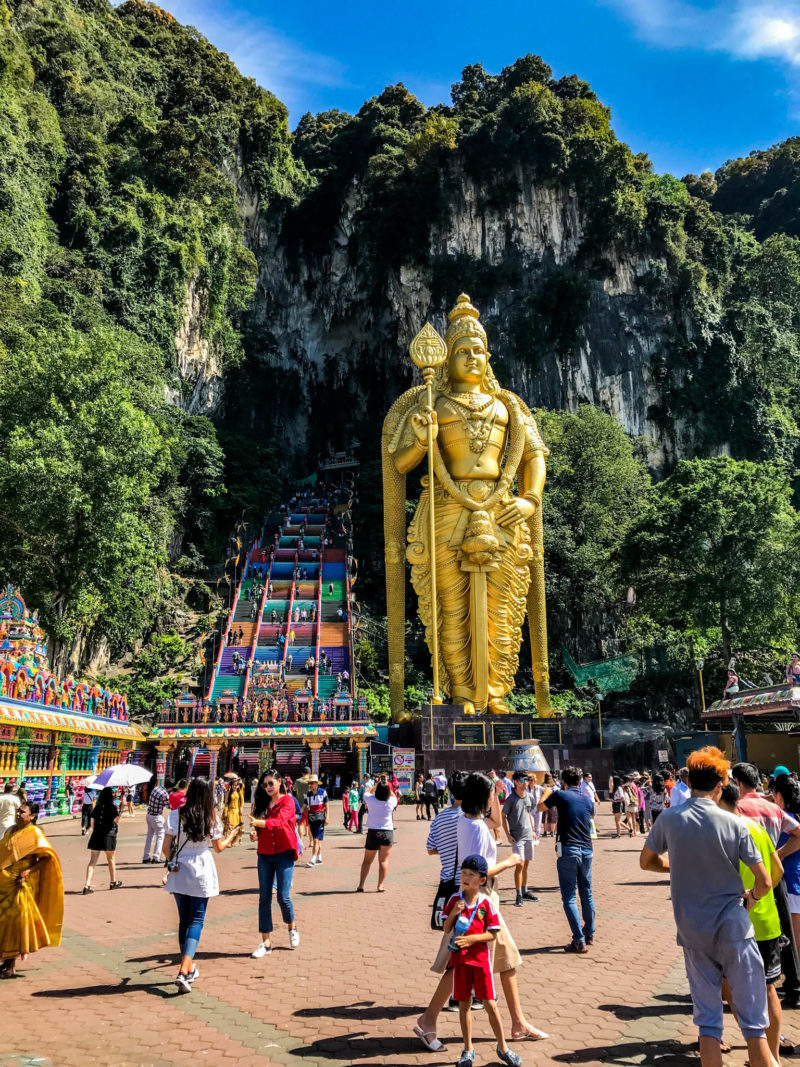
left=445, top=293, right=487, bottom=351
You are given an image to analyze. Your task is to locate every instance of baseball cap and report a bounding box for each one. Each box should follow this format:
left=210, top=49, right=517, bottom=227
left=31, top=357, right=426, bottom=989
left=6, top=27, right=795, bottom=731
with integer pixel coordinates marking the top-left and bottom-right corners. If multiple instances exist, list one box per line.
left=774, top=765, right=791, bottom=778
left=461, top=854, right=489, bottom=878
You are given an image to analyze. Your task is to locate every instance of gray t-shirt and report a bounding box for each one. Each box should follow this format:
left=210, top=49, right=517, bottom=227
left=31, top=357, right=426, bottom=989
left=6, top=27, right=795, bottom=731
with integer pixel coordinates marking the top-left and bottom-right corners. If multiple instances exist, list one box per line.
left=503, top=791, right=534, bottom=843
left=645, top=796, right=760, bottom=949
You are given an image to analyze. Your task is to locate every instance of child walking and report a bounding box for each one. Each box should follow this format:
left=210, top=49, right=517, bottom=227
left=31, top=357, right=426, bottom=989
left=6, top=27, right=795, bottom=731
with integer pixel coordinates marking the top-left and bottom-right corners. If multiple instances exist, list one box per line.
left=442, top=854, right=523, bottom=1067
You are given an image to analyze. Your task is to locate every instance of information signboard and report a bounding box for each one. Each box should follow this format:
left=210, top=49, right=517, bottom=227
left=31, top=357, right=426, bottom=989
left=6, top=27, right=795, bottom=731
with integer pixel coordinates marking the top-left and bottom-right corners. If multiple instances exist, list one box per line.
left=492, top=721, right=524, bottom=746
left=454, top=722, right=487, bottom=747
left=392, top=747, right=416, bottom=794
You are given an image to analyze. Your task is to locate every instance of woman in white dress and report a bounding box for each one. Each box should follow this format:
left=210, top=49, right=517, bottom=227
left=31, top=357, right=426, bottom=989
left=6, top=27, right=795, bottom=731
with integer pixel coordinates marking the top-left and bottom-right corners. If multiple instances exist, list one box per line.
left=162, top=777, right=240, bottom=993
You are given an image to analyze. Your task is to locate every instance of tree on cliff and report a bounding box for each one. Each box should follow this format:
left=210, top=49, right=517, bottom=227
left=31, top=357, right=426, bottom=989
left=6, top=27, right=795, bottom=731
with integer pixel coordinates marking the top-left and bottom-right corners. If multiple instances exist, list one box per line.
left=537, top=405, right=651, bottom=650
left=618, top=457, right=800, bottom=665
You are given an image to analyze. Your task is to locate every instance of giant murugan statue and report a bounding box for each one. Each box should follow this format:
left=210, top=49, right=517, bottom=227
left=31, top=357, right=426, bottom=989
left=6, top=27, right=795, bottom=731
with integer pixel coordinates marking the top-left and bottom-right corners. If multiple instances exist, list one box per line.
left=382, top=294, right=553, bottom=721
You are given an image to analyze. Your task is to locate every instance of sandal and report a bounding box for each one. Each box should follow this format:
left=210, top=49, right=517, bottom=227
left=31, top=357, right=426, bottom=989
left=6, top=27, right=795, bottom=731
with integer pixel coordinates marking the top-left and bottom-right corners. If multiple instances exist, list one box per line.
left=511, top=1024, right=550, bottom=1041
left=413, top=1025, right=444, bottom=1052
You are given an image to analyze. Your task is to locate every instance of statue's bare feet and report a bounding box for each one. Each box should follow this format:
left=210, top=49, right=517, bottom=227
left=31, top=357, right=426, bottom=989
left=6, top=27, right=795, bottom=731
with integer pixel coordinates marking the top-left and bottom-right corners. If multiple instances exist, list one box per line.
left=488, top=699, right=512, bottom=714
left=461, top=701, right=476, bottom=715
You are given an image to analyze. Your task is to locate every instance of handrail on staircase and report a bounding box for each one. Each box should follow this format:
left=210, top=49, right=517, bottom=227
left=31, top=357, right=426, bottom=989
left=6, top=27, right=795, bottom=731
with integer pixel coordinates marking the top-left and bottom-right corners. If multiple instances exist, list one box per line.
left=312, top=524, right=324, bottom=703
left=282, top=553, right=298, bottom=675
left=243, top=554, right=273, bottom=703
left=206, top=561, right=246, bottom=702
left=345, top=549, right=355, bottom=702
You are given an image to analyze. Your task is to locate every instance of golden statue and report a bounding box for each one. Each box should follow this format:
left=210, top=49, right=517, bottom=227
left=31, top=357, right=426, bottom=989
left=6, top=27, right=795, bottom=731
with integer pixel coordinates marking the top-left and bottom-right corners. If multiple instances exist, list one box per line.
left=382, top=294, right=553, bottom=720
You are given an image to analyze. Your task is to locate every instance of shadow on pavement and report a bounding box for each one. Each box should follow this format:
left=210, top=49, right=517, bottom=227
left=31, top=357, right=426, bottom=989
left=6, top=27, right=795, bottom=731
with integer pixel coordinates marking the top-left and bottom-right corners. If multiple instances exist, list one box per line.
left=31, top=978, right=177, bottom=1000
left=294, top=1001, right=420, bottom=1021
left=551, top=1038, right=698, bottom=1064
left=619, top=880, right=670, bottom=887
left=598, top=1002, right=692, bottom=1020
left=290, top=1034, right=500, bottom=1060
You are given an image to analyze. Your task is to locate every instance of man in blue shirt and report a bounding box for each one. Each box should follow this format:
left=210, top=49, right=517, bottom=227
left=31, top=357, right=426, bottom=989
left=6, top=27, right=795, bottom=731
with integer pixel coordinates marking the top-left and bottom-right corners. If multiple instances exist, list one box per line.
left=539, top=766, right=595, bottom=953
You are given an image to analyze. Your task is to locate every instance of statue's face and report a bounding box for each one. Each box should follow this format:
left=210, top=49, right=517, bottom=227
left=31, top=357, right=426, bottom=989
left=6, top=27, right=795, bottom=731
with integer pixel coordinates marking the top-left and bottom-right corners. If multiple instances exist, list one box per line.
left=448, top=335, right=488, bottom=386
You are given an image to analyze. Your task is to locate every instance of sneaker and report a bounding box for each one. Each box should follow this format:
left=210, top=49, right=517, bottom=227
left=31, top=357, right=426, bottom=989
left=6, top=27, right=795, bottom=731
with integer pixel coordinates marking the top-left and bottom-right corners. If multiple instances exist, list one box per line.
left=306, top=857, right=318, bottom=867
left=497, top=1047, right=523, bottom=1067
left=289, top=928, right=300, bottom=949
left=523, top=890, right=539, bottom=901
left=446, top=997, right=460, bottom=1012
left=457, top=1051, right=475, bottom=1067
left=251, top=942, right=272, bottom=958
left=174, top=972, right=192, bottom=993
left=514, top=891, right=524, bottom=907
left=316, top=856, right=323, bottom=865
left=185, top=967, right=199, bottom=983
left=585, top=933, right=594, bottom=945
left=470, top=999, right=483, bottom=1010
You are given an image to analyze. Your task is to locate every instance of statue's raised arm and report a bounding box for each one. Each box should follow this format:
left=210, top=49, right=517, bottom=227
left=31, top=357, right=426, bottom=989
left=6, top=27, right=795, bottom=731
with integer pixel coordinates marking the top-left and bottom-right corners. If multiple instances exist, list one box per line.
left=382, top=294, right=553, bottom=722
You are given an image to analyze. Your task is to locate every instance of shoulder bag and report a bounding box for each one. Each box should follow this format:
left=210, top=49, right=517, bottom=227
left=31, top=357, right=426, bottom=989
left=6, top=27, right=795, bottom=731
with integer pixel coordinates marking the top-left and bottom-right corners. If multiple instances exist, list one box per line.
left=430, top=836, right=459, bottom=931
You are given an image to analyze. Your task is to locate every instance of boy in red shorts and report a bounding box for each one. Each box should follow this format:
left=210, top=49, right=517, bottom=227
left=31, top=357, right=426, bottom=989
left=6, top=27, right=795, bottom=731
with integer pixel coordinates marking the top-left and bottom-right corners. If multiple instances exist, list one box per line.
left=443, top=854, right=523, bottom=1067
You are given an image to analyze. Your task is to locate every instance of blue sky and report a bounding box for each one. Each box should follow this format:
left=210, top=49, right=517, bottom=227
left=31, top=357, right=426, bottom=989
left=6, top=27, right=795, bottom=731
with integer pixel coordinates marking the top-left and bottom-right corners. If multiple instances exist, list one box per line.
left=156, top=0, right=800, bottom=176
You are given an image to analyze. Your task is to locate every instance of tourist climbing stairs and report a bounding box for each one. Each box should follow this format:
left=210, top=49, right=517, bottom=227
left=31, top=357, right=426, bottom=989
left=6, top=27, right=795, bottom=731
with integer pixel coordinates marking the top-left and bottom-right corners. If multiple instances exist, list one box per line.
left=206, top=498, right=354, bottom=717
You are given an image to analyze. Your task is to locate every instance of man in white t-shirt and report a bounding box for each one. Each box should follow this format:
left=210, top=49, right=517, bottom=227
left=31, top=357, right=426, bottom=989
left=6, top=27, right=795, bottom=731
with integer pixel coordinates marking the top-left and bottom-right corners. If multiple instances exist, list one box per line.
left=0, top=783, right=20, bottom=835
left=670, top=768, right=691, bottom=809
left=579, top=773, right=599, bottom=811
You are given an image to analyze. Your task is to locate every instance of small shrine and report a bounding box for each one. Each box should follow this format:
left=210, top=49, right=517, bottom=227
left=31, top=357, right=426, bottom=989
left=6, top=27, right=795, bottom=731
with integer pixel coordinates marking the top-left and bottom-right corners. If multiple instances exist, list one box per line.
left=0, top=585, right=145, bottom=816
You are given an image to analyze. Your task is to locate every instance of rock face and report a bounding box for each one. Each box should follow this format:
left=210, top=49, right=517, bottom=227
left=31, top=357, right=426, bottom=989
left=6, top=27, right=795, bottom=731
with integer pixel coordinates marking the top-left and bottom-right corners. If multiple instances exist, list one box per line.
left=168, top=273, right=224, bottom=416
left=239, top=162, right=678, bottom=469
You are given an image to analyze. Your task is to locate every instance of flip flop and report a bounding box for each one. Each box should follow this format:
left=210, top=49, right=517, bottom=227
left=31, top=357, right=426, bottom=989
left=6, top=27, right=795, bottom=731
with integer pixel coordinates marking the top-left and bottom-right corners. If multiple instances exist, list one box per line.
left=413, top=1025, right=444, bottom=1052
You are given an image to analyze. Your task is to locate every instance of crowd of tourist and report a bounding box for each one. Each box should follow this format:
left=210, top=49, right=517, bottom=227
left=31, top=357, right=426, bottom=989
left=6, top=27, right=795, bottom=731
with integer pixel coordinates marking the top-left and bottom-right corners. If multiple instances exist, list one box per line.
left=8, top=746, right=800, bottom=1067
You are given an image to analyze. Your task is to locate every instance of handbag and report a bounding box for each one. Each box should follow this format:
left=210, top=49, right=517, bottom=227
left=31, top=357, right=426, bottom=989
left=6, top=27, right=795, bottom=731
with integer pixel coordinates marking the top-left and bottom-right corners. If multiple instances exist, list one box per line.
left=430, top=839, right=459, bottom=931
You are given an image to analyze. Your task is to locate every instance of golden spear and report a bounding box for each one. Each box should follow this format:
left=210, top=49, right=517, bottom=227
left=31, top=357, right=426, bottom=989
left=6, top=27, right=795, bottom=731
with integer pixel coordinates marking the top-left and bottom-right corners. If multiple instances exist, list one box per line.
left=409, top=323, right=447, bottom=705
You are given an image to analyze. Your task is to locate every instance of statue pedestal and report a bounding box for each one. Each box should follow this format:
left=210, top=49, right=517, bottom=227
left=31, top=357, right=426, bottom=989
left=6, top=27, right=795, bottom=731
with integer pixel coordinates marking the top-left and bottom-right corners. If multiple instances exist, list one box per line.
left=419, top=704, right=561, bottom=774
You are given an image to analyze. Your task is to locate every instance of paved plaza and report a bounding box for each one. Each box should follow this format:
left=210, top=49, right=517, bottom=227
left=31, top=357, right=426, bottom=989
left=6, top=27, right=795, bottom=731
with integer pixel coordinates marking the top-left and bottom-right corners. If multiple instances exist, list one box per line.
left=1, top=807, right=795, bottom=1067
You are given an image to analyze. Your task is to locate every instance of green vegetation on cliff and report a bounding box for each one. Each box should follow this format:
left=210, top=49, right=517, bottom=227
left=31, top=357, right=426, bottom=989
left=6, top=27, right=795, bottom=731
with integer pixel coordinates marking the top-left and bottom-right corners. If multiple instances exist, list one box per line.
left=0, top=0, right=299, bottom=655
left=2, top=0, right=800, bottom=702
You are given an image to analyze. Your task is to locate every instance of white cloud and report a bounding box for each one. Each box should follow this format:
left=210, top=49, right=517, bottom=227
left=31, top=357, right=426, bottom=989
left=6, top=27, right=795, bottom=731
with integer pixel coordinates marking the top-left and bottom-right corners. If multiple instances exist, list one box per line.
left=610, top=0, right=800, bottom=65
left=134, top=0, right=349, bottom=114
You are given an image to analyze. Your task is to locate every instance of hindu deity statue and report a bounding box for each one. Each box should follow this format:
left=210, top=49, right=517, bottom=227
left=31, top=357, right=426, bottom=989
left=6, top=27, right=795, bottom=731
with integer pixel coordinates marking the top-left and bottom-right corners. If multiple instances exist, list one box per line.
left=382, top=294, right=552, bottom=719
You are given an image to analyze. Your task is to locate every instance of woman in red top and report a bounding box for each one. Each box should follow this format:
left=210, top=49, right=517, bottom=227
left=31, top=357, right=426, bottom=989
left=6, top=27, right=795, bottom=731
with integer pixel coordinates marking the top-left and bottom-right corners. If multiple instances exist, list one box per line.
left=248, top=771, right=300, bottom=957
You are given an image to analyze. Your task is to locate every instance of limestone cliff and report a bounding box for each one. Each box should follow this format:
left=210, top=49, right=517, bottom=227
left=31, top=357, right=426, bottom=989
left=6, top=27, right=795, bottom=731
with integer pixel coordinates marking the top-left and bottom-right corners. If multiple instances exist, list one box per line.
left=239, top=161, right=678, bottom=469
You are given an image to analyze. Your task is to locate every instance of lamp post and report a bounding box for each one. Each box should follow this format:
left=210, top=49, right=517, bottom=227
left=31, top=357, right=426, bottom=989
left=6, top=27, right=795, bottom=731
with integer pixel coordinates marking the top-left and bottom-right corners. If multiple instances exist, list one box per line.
left=696, top=658, right=706, bottom=715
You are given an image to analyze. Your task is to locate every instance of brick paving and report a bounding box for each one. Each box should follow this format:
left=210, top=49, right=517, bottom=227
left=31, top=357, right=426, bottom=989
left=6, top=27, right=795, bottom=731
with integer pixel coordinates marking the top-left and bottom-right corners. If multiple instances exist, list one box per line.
left=0, top=806, right=797, bottom=1067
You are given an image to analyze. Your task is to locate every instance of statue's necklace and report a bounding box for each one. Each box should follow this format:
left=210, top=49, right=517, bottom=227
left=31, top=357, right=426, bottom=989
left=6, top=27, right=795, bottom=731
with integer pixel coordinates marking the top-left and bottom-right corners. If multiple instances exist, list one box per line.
left=445, top=394, right=496, bottom=454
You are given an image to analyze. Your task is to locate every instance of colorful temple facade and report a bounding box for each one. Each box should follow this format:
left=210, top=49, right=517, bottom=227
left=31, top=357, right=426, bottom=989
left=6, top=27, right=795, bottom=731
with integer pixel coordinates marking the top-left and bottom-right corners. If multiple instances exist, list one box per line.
left=152, top=489, right=376, bottom=783
left=0, top=585, right=145, bottom=815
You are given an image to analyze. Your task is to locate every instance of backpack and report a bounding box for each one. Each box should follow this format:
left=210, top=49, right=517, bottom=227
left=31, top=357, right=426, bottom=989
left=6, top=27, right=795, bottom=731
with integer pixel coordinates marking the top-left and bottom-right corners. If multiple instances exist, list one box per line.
left=623, top=785, right=639, bottom=807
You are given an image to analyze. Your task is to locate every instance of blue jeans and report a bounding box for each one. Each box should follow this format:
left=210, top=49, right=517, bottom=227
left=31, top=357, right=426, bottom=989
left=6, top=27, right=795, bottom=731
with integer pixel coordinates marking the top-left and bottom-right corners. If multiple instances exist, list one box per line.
left=556, top=845, right=595, bottom=944
left=257, top=850, right=295, bottom=933
left=174, top=893, right=208, bottom=960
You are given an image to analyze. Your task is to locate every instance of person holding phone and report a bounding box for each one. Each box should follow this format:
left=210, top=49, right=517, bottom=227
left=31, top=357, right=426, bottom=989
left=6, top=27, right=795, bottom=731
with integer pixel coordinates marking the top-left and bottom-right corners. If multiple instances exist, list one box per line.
left=249, top=771, right=300, bottom=956
left=162, top=777, right=241, bottom=993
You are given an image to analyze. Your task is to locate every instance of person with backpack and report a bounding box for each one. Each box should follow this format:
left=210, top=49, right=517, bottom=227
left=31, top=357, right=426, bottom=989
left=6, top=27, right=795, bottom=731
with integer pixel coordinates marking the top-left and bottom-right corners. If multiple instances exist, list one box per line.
left=622, top=776, right=642, bottom=837
left=422, top=774, right=439, bottom=820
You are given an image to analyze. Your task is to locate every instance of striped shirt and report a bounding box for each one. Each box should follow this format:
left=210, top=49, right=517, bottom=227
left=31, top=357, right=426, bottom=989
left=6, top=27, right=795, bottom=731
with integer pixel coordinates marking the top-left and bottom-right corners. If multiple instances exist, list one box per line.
left=147, top=784, right=169, bottom=817
left=426, top=804, right=461, bottom=882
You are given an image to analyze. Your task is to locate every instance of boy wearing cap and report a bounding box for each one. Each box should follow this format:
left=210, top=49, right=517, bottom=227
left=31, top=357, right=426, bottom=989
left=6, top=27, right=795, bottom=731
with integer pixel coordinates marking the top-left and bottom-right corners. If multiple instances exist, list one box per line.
left=303, top=777, right=328, bottom=867
left=443, top=854, right=522, bottom=1067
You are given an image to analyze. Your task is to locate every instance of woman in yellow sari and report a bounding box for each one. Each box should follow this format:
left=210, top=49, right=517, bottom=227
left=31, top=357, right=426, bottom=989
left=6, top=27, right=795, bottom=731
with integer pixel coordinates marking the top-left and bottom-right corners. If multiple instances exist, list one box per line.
left=224, top=779, right=244, bottom=846
left=0, top=801, right=63, bottom=977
